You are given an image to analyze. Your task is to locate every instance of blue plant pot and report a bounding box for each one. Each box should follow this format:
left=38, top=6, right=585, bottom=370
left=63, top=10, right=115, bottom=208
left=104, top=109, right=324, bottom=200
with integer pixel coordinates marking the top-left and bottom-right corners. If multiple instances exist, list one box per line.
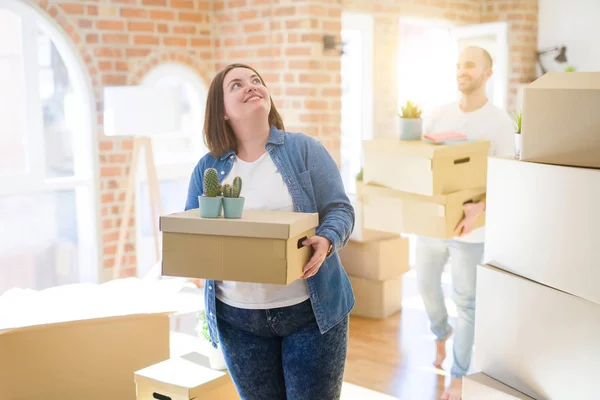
left=198, top=195, right=223, bottom=218
left=399, top=117, right=423, bottom=140
left=223, top=197, right=245, bottom=219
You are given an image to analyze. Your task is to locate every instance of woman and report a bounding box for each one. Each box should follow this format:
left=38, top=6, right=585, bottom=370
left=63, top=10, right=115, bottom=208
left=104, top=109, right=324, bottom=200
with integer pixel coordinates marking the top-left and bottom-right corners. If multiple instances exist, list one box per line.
left=184, top=63, right=355, bottom=399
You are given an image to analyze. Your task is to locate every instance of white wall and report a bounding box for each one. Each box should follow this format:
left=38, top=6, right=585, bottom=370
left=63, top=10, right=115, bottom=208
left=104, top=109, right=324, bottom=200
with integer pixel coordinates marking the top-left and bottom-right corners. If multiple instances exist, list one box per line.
left=538, top=0, right=600, bottom=72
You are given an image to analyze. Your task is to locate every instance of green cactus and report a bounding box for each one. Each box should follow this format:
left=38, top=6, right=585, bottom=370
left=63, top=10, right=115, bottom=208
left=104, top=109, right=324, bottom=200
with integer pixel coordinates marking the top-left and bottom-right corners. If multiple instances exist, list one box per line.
left=399, top=100, right=422, bottom=119
left=222, top=184, right=232, bottom=198
left=203, top=168, right=222, bottom=197
left=232, top=176, right=242, bottom=198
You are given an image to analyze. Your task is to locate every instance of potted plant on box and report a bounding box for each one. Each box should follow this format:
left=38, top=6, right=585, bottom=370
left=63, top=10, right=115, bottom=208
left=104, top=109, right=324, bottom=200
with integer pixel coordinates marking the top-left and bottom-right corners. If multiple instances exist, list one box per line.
left=196, top=310, right=227, bottom=370
left=513, top=109, right=522, bottom=158
left=398, top=100, right=423, bottom=140
left=222, top=176, right=245, bottom=219
left=198, top=168, right=223, bottom=218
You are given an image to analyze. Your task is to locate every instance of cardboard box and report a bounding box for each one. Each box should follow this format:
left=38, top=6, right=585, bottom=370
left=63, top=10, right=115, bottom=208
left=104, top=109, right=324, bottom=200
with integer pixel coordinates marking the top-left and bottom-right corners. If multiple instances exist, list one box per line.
left=363, top=137, right=490, bottom=195
left=474, top=264, right=600, bottom=400
left=463, top=373, right=534, bottom=399
left=521, top=72, right=600, bottom=168
left=485, top=156, right=600, bottom=304
left=349, top=275, right=403, bottom=319
left=135, top=353, right=239, bottom=400
left=0, top=313, right=170, bottom=400
left=161, top=209, right=318, bottom=285
left=340, top=230, right=409, bottom=281
left=361, top=183, right=486, bottom=239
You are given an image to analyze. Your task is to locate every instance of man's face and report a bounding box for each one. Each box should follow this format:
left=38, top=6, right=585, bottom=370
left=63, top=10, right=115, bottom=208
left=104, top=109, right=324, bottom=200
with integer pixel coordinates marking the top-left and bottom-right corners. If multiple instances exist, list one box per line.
left=456, top=47, right=492, bottom=94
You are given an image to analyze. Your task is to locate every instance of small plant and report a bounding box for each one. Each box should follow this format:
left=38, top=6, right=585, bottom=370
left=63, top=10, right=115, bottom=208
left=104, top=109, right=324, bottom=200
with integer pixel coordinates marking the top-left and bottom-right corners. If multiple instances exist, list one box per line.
left=356, top=168, right=363, bottom=181
left=399, top=100, right=422, bottom=119
left=196, top=310, right=212, bottom=342
left=203, top=168, right=222, bottom=197
left=222, top=177, right=242, bottom=198
left=565, top=65, right=576, bottom=72
left=513, top=110, right=522, bottom=134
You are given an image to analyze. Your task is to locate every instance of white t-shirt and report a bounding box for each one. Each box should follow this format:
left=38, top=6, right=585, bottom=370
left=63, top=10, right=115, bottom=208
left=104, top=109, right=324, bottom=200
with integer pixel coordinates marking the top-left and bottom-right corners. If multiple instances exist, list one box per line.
left=424, top=100, right=514, bottom=243
left=215, top=152, right=310, bottom=309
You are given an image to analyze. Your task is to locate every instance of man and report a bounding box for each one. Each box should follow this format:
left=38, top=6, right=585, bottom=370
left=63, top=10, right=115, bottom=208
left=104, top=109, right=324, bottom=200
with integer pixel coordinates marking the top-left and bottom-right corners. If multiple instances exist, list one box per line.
left=416, top=46, right=514, bottom=400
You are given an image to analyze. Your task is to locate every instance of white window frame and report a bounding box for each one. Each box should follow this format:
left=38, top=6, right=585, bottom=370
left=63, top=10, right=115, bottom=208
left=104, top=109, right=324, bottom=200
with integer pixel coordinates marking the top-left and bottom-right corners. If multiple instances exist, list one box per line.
left=341, top=11, right=374, bottom=195
left=0, top=0, right=100, bottom=284
left=135, top=63, right=208, bottom=277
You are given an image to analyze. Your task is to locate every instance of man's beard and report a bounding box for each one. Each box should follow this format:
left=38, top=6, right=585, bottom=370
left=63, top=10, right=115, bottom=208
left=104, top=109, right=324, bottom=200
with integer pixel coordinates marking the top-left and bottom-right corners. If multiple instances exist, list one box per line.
left=457, top=74, right=485, bottom=94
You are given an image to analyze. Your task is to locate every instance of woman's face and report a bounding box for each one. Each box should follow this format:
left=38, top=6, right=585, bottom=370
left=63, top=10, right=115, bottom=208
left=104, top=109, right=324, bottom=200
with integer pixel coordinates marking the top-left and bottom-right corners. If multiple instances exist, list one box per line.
left=222, top=67, right=271, bottom=124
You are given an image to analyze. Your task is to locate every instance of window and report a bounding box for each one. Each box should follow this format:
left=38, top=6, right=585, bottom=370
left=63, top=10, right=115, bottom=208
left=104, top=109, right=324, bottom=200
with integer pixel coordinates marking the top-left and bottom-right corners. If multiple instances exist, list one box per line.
left=340, top=12, right=374, bottom=195
left=0, top=1, right=99, bottom=294
left=135, top=64, right=208, bottom=277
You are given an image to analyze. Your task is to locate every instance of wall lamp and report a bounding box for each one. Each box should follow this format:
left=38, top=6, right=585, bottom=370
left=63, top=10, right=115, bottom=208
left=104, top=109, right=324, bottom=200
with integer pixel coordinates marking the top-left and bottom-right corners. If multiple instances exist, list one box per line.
left=323, top=34, right=345, bottom=55
left=537, top=45, right=567, bottom=75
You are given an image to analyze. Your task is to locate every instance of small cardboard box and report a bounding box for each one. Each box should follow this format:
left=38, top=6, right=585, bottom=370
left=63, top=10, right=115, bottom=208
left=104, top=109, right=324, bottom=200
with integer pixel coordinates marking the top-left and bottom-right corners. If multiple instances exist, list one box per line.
left=0, top=313, right=170, bottom=400
left=463, top=373, right=534, bottom=399
left=485, top=156, right=600, bottom=304
left=361, top=183, right=486, bottom=239
left=161, top=209, right=319, bottom=285
left=521, top=72, right=600, bottom=168
left=340, top=230, right=409, bottom=281
left=363, top=137, right=490, bottom=195
left=474, top=264, right=600, bottom=399
left=349, top=275, right=403, bottom=319
left=135, top=353, right=239, bottom=400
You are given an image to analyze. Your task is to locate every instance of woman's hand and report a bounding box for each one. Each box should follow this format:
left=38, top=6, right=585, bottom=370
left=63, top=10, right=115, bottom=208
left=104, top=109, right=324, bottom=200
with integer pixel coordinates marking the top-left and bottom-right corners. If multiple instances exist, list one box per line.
left=300, top=235, right=332, bottom=279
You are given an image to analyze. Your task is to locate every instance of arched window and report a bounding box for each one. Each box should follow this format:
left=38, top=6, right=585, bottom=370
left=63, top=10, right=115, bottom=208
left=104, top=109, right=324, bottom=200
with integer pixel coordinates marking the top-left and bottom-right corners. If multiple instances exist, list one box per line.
left=135, top=63, right=208, bottom=276
left=0, top=1, right=99, bottom=293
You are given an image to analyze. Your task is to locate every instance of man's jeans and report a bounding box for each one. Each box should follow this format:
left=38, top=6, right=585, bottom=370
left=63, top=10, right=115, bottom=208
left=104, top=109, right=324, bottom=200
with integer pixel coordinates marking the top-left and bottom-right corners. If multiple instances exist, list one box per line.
left=215, top=298, right=349, bottom=400
left=415, top=236, right=485, bottom=379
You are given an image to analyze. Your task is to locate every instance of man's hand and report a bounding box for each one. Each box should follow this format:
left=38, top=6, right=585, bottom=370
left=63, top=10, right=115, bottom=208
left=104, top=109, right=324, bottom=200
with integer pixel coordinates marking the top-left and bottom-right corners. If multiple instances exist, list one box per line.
left=300, top=236, right=331, bottom=279
left=455, top=201, right=485, bottom=236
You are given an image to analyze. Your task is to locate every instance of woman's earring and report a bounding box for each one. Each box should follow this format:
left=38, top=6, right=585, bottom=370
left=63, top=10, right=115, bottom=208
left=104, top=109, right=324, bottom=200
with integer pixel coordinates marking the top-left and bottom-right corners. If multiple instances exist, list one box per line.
left=224, top=115, right=229, bottom=120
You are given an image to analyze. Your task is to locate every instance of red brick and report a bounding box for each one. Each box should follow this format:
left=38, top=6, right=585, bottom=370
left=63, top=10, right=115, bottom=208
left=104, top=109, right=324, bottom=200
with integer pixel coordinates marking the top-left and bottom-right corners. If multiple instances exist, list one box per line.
left=59, top=3, right=85, bottom=14
left=164, top=37, right=188, bottom=46
left=142, top=0, right=167, bottom=5
left=94, top=47, right=122, bottom=57
left=191, top=37, right=211, bottom=47
left=102, top=33, right=129, bottom=44
left=134, top=35, right=159, bottom=45
left=96, top=20, right=126, bottom=31
left=101, top=167, right=122, bottom=177
left=99, top=141, right=113, bottom=151
left=78, top=19, right=93, bottom=29
left=274, top=6, right=295, bottom=16
left=120, top=7, right=148, bottom=18
left=126, top=48, right=152, bottom=57
left=101, top=193, right=115, bottom=204
left=286, top=47, right=312, bottom=57
left=128, top=21, right=155, bottom=32
left=179, top=12, right=204, bottom=22
left=229, top=0, right=247, bottom=7
left=170, top=0, right=195, bottom=8
left=157, top=24, right=169, bottom=33
left=244, top=22, right=265, bottom=33
left=247, top=35, right=268, bottom=45
left=87, top=5, right=98, bottom=15
left=98, top=61, right=113, bottom=71
left=173, top=25, right=196, bottom=34
left=85, top=33, right=99, bottom=44
left=102, top=74, right=127, bottom=85
left=115, top=61, right=129, bottom=72
left=150, top=10, right=175, bottom=20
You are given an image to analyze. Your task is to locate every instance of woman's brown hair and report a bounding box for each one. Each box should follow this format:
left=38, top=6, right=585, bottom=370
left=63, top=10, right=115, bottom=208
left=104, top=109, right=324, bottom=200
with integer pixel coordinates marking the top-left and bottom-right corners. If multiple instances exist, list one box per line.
left=203, top=63, right=285, bottom=157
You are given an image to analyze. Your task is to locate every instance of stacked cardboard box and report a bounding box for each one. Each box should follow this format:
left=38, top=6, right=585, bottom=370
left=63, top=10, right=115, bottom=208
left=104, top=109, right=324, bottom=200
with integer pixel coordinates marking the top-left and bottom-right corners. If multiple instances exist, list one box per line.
left=465, top=72, right=600, bottom=400
left=340, top=199, right=410, bottom=318
left=360, top=138, right=489, bottom=239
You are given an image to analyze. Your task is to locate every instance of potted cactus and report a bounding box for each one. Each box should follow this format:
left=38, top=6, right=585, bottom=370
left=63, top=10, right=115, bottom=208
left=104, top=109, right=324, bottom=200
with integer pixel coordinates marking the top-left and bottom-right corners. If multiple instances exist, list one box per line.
left=398, top=100, right=423, bottom=140
left=513, top=109, right=522, bottom=158
left=198, top=168, right=223, bottom=218
left=222, top=176, right=245, bottom=219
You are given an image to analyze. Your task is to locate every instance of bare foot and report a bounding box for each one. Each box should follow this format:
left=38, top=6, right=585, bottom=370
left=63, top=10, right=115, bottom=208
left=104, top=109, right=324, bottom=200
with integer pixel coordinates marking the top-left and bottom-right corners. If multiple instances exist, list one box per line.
left=441, top=378, right=462, bottom=400
left=433, top=327, right=453, bottom=369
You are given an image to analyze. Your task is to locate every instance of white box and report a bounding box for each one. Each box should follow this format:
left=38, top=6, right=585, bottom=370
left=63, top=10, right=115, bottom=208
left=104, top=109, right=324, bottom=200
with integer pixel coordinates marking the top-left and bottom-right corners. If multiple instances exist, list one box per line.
left=474, top=264, right=600, bottom=399
left=463, top=373, right=534, bottom=399
left=484, top=156, right=600, bottom=304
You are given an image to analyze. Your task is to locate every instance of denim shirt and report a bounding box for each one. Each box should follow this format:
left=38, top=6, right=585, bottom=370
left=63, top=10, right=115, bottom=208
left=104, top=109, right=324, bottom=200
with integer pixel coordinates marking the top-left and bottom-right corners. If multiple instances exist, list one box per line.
left=184, top=125, right=356, bottom=348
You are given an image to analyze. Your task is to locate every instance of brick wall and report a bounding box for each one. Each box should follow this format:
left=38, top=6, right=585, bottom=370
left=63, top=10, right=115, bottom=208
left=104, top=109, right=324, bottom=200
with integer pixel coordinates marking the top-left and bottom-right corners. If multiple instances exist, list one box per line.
left=26, top=0, right=538, bottom=281
left=482, top=0, right=539, bottom=112
left=213, top=0, right=344, bottom=164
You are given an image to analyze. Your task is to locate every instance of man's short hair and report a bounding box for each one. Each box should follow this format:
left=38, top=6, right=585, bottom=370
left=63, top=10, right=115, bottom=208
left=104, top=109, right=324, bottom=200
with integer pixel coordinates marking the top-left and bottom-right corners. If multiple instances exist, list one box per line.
left=464, top=45, right=493, bottom=68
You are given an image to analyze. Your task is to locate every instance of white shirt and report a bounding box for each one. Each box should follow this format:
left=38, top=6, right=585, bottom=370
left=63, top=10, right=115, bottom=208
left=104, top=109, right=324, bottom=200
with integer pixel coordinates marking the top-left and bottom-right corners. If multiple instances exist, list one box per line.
left=424, top=100, right=514, bottom=243
left=215, top=152, right=310, bottom=309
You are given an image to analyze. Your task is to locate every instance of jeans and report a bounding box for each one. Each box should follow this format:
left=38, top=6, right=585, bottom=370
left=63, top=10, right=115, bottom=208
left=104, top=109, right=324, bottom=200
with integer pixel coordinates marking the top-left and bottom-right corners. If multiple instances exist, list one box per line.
left=215, top=298, right=349, bottom=400
left=415, top=236, right=484, bottom=379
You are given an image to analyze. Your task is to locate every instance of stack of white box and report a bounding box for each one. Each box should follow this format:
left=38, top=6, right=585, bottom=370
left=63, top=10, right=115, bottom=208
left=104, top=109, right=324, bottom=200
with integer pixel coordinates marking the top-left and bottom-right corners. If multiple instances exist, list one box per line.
left=463, top=72, right=600, bottom=399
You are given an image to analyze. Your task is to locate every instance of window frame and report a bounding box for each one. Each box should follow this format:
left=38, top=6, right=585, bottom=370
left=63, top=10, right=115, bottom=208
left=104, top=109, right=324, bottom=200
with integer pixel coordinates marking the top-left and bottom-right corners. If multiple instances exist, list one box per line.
left=0, top=0, right=100, bottom=285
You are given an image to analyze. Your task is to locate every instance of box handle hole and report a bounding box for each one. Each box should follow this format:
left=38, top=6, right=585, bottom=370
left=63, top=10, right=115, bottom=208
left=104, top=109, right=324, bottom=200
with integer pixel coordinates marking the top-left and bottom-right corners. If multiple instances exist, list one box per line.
left=454, top=157, right=470, bottom=165
left=297, top=236, right=308, bottom=249
left=153, top=393, right=171, bottom=400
